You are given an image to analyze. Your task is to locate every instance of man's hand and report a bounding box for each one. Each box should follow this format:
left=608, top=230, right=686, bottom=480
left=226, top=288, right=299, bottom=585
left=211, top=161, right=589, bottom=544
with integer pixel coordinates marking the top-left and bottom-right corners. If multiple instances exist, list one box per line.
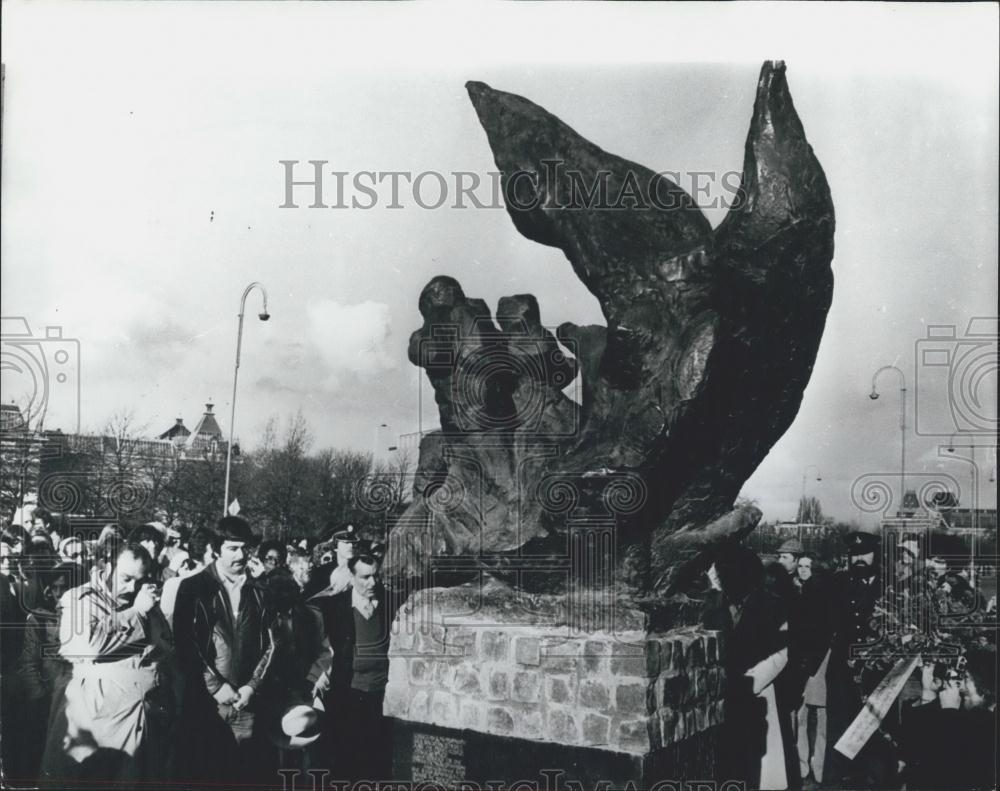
left=920, top=662, right=938, bottom=694
left=232, top=685, right=255, bottom=711
left=213, top=682, right=240, bottom=706
left=312, top=671, right=331, bottom=698
left=134, top=584, right=160, bottom=616
left=247, top=557, right=265, bottom=578
left=939, top=680, right=961, bottom=709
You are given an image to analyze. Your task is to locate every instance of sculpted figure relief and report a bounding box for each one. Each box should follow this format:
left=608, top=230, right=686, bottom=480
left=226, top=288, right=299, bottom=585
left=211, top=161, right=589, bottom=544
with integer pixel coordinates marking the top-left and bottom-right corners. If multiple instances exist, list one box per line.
left=386, top=62, right=835, bottom=600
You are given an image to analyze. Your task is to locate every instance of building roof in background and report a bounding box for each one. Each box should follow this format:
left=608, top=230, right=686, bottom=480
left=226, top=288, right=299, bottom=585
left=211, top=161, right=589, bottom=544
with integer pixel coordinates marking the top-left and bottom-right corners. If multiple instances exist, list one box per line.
left=1, top=403, right=26, bottom=430
left=185, top=403, right=224, bottom=449
left=158, top=417, right=191, bottom=441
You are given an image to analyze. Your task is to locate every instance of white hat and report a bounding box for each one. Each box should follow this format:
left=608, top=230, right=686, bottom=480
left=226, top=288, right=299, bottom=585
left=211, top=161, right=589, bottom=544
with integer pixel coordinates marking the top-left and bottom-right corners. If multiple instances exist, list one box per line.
left=269, top=700, right=325, bottom=749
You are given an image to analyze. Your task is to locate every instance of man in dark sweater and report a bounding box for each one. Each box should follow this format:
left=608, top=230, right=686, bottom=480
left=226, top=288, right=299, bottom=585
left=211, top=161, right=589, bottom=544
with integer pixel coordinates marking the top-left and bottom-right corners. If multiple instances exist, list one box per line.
left=309, top=544, right=396, bottom=783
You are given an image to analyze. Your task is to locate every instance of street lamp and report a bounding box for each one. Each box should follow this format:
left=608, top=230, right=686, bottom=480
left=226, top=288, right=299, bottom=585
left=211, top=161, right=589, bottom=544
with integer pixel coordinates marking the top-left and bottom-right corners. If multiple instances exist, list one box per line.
left=373, top=423, right=389, bottom=462
left=947, top=433, right=978, bottom=530
left=223, top=282, right=270, bottom=516
left=800, top=464, right=822, bottom=513
left=869, top=365, right=907, bottom=513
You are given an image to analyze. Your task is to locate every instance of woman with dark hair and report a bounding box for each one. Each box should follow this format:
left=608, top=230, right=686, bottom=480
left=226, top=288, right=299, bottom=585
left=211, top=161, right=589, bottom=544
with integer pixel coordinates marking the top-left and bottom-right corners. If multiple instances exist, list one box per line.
left=793, top=555, right=833, bottom=784
left=702, top=542, right=790, bottom=790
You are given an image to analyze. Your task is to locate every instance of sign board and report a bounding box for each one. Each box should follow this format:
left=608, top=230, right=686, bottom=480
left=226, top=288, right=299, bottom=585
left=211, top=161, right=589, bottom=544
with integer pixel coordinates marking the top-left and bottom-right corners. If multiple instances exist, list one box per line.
left=834, top=654, right=920, bottom=760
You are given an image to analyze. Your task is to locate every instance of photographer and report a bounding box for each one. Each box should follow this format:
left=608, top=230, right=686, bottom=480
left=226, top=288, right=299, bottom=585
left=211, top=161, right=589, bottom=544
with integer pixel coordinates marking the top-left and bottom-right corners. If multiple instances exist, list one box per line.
left=901, top=653, right=997, bottom=790
left=39, top=542, right=173, bottom=785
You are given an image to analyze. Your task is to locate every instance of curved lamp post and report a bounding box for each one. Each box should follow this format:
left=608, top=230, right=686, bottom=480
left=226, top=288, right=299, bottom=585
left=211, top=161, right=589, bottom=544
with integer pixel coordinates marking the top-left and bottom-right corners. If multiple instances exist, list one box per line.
left=869, top=365, right=907, bottom=513
left=223, top=282, right=270, bottom=516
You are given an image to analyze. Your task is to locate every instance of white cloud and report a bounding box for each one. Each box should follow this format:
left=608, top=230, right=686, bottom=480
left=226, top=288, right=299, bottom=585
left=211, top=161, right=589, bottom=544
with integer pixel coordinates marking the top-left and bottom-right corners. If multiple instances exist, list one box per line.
left=306, top=300, right=396, bottom=391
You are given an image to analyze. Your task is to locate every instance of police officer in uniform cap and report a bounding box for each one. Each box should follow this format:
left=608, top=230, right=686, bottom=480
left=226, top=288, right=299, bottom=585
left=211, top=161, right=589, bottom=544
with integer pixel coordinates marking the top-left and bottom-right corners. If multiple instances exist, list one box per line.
left=306, top=524, right=358, bottom=599
left=824, top=530, right=895, bottom=787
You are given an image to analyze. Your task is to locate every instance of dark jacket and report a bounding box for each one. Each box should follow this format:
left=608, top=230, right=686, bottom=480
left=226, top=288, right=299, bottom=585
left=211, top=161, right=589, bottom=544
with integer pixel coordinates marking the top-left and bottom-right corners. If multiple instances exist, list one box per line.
left=20, top=608, right=70, bottom=700
left=266, top=603, right=330, bottom=709
left=790, top=574, right=833, bottom=677
left=0, top=574, right=26, bottom=675
left=828, top=568, right=881, bottom=672
left=308, top=584, right=402, bottom=695
left=702, top=586, right=788, bottom=791
left=902, top=702, right=998, bottom=789
left=172, top=564, right=275, bottom=697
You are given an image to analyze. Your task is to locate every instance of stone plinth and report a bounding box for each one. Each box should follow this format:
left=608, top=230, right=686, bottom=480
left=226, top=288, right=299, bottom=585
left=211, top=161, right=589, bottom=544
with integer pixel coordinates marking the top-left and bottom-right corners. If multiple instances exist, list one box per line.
left=385, top=582, right=724, bottom=787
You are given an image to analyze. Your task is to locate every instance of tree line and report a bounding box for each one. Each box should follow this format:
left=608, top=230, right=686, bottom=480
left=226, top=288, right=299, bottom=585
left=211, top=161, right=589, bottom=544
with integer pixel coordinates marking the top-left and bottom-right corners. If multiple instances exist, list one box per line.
left=7, top=410, right=413, bottom=541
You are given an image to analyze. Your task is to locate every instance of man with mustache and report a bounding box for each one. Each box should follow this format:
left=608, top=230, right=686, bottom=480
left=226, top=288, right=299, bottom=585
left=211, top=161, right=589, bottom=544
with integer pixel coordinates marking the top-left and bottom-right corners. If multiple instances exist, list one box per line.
left=39, top=543, right=173, bottom=785
left=824, top=530, right=895, bottom=787
left=172, top=516, right=277, bottom=784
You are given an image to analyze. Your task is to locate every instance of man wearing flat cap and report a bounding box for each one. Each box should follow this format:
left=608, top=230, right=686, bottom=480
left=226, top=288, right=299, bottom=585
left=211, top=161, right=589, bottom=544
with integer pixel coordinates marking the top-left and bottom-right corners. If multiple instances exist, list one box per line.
left=824, top=530, right=893, bottom=786
left=767, top=537, right=809, bottom=788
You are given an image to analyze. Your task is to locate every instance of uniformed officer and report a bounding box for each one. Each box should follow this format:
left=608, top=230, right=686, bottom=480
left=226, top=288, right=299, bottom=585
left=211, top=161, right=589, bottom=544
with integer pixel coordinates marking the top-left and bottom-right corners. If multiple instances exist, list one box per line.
left=314, top=524, right=358, bottom=597
left=39, top=542, right=173, bottom=786
left=823, top=530, right=895, bottom=787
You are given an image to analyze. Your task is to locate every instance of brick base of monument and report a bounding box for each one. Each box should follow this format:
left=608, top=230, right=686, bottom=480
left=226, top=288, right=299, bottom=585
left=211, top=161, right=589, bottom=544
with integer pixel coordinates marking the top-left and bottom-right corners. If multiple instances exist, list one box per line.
left=384, top=582, right=725, bottom=790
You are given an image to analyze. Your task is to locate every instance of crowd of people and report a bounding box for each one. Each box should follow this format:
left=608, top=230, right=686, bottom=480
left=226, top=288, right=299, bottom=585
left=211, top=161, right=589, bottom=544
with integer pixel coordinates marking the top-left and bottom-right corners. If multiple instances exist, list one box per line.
left=1, top=513, right=397, bottom=788
left=702, top=532, right=997, bottom=791
left=1, top=509, right=997, bottom=791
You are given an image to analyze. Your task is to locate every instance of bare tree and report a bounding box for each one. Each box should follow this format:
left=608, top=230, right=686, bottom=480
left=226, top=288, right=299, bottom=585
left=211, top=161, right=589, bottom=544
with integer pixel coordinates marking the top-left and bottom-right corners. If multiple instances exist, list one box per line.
left=0, top=398, right=44, bottom=521
left=251, top=411, right=316, bottom=540
left=796, top=495, right=824, bottom=524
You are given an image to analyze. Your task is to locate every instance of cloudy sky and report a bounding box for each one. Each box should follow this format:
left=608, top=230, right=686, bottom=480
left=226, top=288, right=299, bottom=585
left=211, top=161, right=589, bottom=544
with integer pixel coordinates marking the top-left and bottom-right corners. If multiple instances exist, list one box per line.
left=1, top=3, right=997, bottom=524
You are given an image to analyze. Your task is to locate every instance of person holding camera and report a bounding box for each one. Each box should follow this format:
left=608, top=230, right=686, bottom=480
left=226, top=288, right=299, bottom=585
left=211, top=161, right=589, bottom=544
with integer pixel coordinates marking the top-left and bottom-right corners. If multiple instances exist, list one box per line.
left=901, top=652, right=997, bottom=789
left=38, top=542, right=174, bottom=785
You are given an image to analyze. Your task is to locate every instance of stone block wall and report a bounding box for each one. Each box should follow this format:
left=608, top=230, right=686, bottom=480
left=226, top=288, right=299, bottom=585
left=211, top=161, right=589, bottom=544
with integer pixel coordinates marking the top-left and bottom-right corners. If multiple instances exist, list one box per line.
left=384, top=589, right=725, bottom=757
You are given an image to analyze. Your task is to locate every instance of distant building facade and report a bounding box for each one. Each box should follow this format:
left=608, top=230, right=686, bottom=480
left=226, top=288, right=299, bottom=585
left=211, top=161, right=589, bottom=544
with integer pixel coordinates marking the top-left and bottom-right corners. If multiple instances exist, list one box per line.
left=2, top=403, right=231, bottom=527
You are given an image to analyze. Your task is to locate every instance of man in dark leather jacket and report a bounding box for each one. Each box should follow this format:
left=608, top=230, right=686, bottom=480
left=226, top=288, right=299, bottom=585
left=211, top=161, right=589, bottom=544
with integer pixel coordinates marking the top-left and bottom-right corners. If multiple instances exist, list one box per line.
left=173, top=516, right=276, bottom=784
